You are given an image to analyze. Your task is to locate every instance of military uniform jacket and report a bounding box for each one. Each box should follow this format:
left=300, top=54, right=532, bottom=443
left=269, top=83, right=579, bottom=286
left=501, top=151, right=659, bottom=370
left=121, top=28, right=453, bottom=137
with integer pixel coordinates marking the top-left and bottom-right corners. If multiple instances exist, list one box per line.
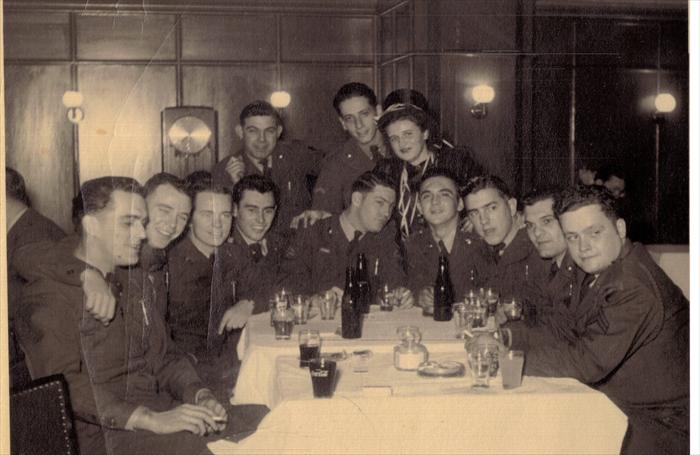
left=13, top=237, right=204, bottom=450
left=212, top=140, right=325, bottom=236
left=475, top=227, right=550, bottom=298
left=404, top=226, right=484, bottom=297
left=312, top=138, right=386, bottom=214
left=219, top=228, right=286, bottom=314
left=279, top=215, right=405, bottom=295
left=511, top=241, right=689, bottom=452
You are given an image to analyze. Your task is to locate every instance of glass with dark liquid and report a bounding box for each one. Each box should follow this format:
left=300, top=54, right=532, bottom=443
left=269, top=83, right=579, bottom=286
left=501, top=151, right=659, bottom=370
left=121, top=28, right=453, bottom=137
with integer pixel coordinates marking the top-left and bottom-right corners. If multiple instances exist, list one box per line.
left=299, top=329, right=321, bottom=367
left=309, top=358, right=337, bottom=398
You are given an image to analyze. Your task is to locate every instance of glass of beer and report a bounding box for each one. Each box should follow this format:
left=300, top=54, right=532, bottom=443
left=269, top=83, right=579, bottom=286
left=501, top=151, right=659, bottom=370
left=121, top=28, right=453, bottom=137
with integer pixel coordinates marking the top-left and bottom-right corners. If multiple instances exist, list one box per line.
left=298, top=329, right=321, bottom=367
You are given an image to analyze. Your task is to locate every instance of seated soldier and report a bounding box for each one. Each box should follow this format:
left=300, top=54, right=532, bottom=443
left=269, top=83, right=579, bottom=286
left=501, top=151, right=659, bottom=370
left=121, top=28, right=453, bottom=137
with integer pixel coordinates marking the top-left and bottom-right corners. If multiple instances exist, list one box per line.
left=375, top=103, right=481, bottom=240
left=216, top=175, right=285, bottom=333
left=506, top=185, right=689, bottom=455
left=405, top=168, right=484, bottom=314
left=463, top=175, right=549, bottom=298
left=13, top=177, right=254, bottom=455
left=211, top=100, right=324, bottom=239
left=167, top=171, right=238, bottom=394
left=281, top=171, right=410, bottom=307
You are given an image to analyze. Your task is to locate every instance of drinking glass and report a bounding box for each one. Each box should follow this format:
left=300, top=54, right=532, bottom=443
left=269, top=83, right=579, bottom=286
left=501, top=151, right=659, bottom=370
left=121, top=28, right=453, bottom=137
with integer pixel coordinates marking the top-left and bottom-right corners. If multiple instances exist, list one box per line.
left=319, top=290, right=338, bottom=320
left=272, top=307, right=294, bottom=340
left=309, top=358, right=337, bottom=398
left=298, top=329, right=321, bottom=367
left=499, top=350, right=525, bottom=389
left=291, top=295, right=311, bottom=325
left=467, top=346, right=491, bottom=388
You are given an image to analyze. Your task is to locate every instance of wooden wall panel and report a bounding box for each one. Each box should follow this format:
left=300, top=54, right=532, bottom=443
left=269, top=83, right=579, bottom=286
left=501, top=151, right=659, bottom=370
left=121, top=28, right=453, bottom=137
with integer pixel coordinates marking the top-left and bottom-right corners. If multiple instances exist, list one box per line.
left=576, top=19, right=658, bottom=67
left=280, top=16, right=374, bottom=63
left=395, top=4, right=412, bottom=54
left=395, top=58, right=411, bottom=89
left=434, top=0, right=518, bottom=51
left=4, top=65, right=74, bottom=232
left=181, top=14, right=277, bottom=61
left=380, top=12, right=394, bottom=61
left=77, top=65, right=176, bottom=184
left=181, top=65, right=277, bottom=160
left=280, top=64, right=374, bottom=149
left=76, top=13, right=176, bottom=60
left=3, top=12, right=70, bottom=60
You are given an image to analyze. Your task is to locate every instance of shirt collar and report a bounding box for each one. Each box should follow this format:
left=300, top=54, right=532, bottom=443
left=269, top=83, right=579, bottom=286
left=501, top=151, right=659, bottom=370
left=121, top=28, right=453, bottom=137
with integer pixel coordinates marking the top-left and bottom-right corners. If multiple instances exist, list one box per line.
left=430, top=226, right=457, bottom=254
left=235, top=226, right=268, bottom=254
left=7, top=206, right=28, bottom=232
left=339, top=213, right=364, bottom=242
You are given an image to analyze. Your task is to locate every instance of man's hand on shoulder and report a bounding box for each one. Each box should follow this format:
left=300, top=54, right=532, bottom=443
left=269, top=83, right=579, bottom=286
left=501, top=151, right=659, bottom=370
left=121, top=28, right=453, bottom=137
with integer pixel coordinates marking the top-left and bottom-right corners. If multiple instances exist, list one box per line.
left=290, top=210, right=331, bottom=230
left=81, top=268, right=116, bottom=326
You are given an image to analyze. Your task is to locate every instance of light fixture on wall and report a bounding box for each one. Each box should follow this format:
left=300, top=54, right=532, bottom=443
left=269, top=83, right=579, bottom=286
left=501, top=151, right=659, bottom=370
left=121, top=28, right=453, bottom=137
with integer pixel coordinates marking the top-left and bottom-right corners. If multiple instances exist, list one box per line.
left=62, top=91, right=84, bottom=124
left=651, top=91, right=676, bottom=241
left=270, top=91, right=292, bottom=109
left=652, top=92, right=676, bottom=123
left=469, top=84, right=495, bottom=119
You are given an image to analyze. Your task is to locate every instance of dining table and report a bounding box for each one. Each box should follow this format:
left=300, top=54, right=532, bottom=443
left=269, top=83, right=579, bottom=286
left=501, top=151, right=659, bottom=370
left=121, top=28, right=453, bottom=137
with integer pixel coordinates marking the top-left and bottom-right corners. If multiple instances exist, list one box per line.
left=210, top=306, right=628, bottom=454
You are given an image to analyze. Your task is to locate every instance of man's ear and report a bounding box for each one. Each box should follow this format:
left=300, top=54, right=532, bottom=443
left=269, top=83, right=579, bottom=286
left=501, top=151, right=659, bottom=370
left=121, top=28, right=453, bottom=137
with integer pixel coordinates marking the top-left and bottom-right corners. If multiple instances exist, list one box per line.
left=422, top=129, right=429, bottom=141
left=232, top=204, right=239, bottom=219
left=82, top=215, right=100, bottom=237
left=457, top=197, right=464, bottom=212
left=615, top=218, right=627, bottom=240
left=276, top=125, right=283, bottom=139
left=350, top=191, right=363, bottom=207
left=337, top=116, right=347, bottom=131
left=235, top=124, right=244, bottom=140
left=507, top=198, right=517, bottom=217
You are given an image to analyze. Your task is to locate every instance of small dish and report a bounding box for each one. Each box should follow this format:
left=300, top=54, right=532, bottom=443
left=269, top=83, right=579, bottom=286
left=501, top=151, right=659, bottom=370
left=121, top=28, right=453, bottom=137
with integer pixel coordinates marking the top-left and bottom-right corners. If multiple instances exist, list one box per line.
left=417, top=361, right=466, bottom=378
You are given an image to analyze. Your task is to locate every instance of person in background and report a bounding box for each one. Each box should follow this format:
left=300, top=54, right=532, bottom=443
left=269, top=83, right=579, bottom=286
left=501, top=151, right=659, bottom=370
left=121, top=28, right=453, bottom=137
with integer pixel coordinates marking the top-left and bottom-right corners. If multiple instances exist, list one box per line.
left=281, top=171, right=409, bottom=307
left=506, top=185, right=689, bottom=455
left=594, top=164, right=626, bottom=199
left=405, top=168, right=484, bottom=314
left=375, top=103, right=482, bottom=240
left=5, top=167, right=65, bottom=387
left=463, top=176, right=548, bottom=298
left=211, top=100, right=324, bottom=240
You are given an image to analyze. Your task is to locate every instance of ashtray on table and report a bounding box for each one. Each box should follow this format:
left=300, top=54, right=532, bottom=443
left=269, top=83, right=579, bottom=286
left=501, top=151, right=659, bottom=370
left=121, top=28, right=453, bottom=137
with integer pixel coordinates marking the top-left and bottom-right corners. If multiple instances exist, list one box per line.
left=416, top=361, right=466, bottom=378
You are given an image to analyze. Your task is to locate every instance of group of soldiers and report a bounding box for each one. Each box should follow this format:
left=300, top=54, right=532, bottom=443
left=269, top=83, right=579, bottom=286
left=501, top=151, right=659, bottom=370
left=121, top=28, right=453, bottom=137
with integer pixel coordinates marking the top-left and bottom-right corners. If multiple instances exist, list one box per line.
left=5, top=82, right=689, bottom=455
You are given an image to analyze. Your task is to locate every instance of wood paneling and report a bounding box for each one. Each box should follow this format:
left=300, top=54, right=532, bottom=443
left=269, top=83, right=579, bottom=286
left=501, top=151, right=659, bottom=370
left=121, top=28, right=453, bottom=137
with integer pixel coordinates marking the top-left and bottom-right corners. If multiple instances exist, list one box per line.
left=395, top=3, right=412, bottom=54
left=396, top=58, right=411, bottom=88
left=77, top=65, right=176, bottom=184
left=280, top=64, right=374, bottom=148
left=435, top=0, right=518, bottom=51
left=182, top=65, right=277, bottom=158
left=380, top=11, right=394, bottom=60
left=280, top=15, right=374, bottom=63
left=181, top=14, right=277, bottom=61
left=76, top=13, right=176, bottom=60
left=576, top=19, right=658, bottom=67
left=4, top=65, right=74, bottom=232
left=3, top=12, right=70, bottom=60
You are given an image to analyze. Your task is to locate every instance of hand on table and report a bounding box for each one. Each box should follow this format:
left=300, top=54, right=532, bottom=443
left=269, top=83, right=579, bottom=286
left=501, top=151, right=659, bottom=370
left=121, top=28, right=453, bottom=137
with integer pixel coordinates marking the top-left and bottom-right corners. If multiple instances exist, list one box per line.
left=290, top=209, right=331, bottom=229
left=135, top=403, right=223, bottom=436
left=218, top=299, right=255, bottom=334
left=81, top=268, right=116, bottom=326
left=195, top=389, right=228, bottom=433
left=417, top=287, right=434, bottom=313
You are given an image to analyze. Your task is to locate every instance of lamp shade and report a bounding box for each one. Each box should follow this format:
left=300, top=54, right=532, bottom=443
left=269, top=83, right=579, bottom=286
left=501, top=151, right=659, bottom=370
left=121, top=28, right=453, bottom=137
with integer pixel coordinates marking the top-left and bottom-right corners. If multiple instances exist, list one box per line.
left=472, top=85, right=495, bottom=104
left=270, top=91, right=291, bottom=108
left=654, top=93, right=676, bottom=113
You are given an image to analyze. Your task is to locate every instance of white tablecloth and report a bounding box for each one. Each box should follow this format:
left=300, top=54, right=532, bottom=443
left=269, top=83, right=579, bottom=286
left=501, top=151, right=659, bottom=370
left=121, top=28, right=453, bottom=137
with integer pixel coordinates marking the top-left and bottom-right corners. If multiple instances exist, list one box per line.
left=213, top=351, right=627, bottom=454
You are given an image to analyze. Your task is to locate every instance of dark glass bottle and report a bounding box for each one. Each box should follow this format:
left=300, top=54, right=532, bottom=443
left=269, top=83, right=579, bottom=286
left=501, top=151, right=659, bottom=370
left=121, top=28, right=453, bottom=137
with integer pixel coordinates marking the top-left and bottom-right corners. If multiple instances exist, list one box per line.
left=341, top=267, right=362, bottom=339
left=355, top=253, right=370, bottom=314
left=433, top=255, right=454, bottom=321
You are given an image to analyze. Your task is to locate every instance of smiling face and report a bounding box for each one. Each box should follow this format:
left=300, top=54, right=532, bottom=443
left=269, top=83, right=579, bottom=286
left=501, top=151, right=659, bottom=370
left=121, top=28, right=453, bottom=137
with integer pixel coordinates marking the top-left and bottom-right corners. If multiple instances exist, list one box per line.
left=237, top=115, right=282, bottom=162
left=338, top=96, right=379, bottom=146
left=385, top=118, right=429, bottom=165
left=87, top=190, right=147, bottom=267
left=352, top=185, right=396, bottom=233
left=417, top=176, right=463, bottom=230
left=189, top=191, right=233, bottom=252
left=145, top=184, right=191, bottom=249
left=465, top=188, right=516, bottom=246
left=234, top=189, right=276, bottom=243
left=559, top=203, right=626, bottom=274
left=524, top=198, right=567, bottom=260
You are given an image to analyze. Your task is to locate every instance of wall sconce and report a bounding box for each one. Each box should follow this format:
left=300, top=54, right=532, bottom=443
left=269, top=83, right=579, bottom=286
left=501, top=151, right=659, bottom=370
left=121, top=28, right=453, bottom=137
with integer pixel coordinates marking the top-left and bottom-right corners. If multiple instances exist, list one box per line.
left=470, top=84, right=495, bottom=119
left=62, top=91, right=84, bottom=124
left=652, top=93, right=676, bottom=124
left=270, top=91, right=291, bottom=109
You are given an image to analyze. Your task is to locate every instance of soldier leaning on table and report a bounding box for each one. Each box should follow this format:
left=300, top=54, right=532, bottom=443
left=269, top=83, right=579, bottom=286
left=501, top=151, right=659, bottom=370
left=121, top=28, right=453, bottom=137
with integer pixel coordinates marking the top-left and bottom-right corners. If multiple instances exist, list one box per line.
left=279, top=170, right=411, bottom=306
left=463, top=175, right=549, bottom=300
left=505, top=185, right=689, bottom=455
left=404, top=168, right=486, bottom=312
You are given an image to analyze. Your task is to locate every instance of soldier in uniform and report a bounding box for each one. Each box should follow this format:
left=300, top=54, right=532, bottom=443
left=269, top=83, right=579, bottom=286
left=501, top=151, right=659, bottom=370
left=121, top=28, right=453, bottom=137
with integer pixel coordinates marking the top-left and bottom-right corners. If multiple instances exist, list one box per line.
left=211, top=100, right=324, bottom=239
left=280, top=171, right=409, bottom=306
left=463, top=176, right=549, bottom=298
left=405, top=168, right=484, bottom=313
left=508, top=185, right=689, bottom=455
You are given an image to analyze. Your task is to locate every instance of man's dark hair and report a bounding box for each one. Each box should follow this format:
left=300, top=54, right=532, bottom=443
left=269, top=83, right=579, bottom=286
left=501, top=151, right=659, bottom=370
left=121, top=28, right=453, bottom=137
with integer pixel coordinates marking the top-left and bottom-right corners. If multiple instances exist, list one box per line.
left=239, top=100, right=282, bottom=126
left=332, top=82, right=377, bottom=115
left=351, top=171, right=396, bottom=196
left=596, top=163, right=626, bottom=183
left=72, top=176, right=144, bottom=230
left=463, top=175, right=513, bottom=201
left=184, top=171, right=231, bottom=201
left=232, top=174, right=280, bottom=207
left=554, top=185, right=621, bottom=222
left=5, top=167, right=31, bottom=207
left=377, top=103, right=429, bottom=133
left=144, top=172, right=189, bottom=199
left=419, top=167, right=460, bottom=191
left=521, top=186, right=563, bottom=209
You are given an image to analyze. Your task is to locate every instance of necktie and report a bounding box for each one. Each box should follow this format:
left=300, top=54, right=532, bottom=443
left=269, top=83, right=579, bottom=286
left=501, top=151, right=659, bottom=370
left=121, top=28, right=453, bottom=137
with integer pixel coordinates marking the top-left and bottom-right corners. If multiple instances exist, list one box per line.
left=548, top=261, right=559, bottom=282
left=369, top=145, right=380, bottom=162
left=579, top=274, right=595, bottom=303
left=250, top=243, right=263, bottom=263
left=438, top=240, right=448, bottom=256
left=261, top=158, right=272, bottom=179
left=489, top=242, right=505, bottom=263
left=347, top=230, right=362, bottom=257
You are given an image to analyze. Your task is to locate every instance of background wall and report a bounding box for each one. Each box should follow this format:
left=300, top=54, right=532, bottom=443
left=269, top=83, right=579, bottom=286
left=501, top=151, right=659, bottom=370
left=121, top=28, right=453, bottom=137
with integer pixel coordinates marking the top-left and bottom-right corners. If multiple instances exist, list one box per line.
left=4, top=0, right=689, bottom=243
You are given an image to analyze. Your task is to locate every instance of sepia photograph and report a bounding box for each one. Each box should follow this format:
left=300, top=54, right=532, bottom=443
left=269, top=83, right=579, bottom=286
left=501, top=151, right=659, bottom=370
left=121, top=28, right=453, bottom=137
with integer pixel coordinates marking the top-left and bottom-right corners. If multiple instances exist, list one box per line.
left=0, top=0, right=693, bottom=453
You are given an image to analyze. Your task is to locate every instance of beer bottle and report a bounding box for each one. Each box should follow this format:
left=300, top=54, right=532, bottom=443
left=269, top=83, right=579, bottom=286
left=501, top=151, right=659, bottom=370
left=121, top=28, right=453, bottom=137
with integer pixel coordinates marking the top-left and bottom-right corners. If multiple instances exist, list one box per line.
left=341, top=267, right=362, bottom=339
left=433, top=255, right=454, bottom=321
left=355, top=253, right=370, bottom=313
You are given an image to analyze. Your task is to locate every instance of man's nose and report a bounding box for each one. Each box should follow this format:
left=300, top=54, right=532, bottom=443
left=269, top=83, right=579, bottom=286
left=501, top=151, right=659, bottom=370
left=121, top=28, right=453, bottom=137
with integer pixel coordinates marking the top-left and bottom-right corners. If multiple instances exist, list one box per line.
left=135, top=222, right=147, bottom=240
left=212, top=215, right=223, bottom=228
left=578, top=236, right=592, bottom=252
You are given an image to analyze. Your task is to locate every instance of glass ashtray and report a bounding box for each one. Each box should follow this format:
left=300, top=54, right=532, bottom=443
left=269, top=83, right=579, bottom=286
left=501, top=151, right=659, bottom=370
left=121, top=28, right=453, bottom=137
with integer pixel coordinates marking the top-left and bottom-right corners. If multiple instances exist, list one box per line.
left=416, top=361, right=466, bottom=378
